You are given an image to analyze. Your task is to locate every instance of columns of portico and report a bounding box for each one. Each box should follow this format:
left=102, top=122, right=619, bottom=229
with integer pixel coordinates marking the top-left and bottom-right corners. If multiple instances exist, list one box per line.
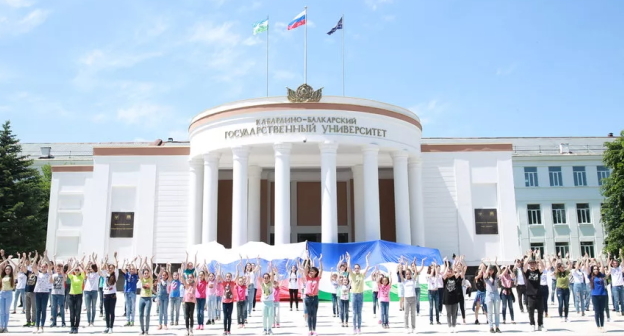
left=201, top=153, right=220, bottom=244
left=362, top=144, right=381, bottom=241
left=231, top=146, right=249, bottom=248
left=392, top=150, right=411, bottom=245
left=187, top=159, right=204, bottom=247
left=320, top=141, right=339, bottom=243
left=274, top=143, right=292, bottom=245
left=352, top=165, right=365, bottom=242
left=408, top=157, right=425, bottom=246
left=247, top=165, right=262, bottom=242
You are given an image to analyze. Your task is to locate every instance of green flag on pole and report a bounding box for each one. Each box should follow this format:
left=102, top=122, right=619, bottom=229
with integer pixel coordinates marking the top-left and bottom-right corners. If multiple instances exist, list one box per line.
left=253, top=19, right=269, bottom=35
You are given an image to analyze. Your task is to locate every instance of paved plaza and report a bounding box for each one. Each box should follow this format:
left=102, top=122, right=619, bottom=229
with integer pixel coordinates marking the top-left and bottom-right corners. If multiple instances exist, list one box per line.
left=4, top=298, right=623, bottom=335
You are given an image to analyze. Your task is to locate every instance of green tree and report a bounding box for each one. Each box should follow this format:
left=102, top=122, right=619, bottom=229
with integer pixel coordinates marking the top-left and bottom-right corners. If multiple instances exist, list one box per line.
left=601, top=130, right=624, bottom=254
left=0, top=121, right=48, bottom=253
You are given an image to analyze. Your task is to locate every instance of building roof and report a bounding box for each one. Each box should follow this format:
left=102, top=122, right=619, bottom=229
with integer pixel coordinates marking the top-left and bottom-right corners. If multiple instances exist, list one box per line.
left=19, top=136, right=616, bottom=161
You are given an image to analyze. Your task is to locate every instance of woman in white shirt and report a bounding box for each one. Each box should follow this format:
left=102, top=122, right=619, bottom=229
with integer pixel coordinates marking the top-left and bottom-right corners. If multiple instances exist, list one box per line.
left=287, top=264, right=299, bottom=311
left=571, top=262, right=587, bottom=316
left=101, top=254, right=119, bottom=334
left=32, top=258, right=54, bottom=333
left=84, top=263, right=101, bottom=327
left=12, top=264, right=27, bottom=314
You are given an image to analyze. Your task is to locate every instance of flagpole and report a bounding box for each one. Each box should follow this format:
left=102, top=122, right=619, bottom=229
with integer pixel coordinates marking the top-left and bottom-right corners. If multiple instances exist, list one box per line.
left=341, top=14, right=345, bottom=96
left=266, top=15, right=269, bottom=97
left=304, top=6, right=308, bottom=83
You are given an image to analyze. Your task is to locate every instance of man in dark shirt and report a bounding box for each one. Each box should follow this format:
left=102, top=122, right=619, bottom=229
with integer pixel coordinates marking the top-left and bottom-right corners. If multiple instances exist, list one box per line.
left=24, top=270, right=37, bottom=327
left=524, top=259, right=545, bottom=331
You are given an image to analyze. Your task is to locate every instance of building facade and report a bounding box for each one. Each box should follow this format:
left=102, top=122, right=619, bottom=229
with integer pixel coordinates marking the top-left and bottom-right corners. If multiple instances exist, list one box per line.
left=29, top=93, right=613, bottom=264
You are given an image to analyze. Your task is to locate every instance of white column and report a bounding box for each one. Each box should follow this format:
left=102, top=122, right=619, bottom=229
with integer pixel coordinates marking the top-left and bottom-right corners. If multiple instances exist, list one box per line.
left=201, top=153, right=220, bottom=244
left=231, top=146, right=249, bottom=248
left=352, top=165, right=365, bottom=242
left=274, top=143, right=292, bottom=245
left=362, top=144, right=381, bottom=241
left=320, top=141, right=339, bottom=243
left=392, top=150, right=411, bottom=245
left=248, top=166, right=262, bottom=242
left=409, top=157, right=425, bottom=246
left=187, top=159, right=204, bottom=247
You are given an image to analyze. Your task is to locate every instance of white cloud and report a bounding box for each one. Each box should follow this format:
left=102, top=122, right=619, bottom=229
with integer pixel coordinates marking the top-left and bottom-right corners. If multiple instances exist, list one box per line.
left=382, top=15, right=395, bottom=22
left=0, top=0, right=33, bottom=8
left=116, top=103, right=173, bottom=126
left=408, top=99, right=449, bottom=125
left=496, top=63, right=517, bottom=76
left=365, top=0, right=393, bottom=10
left=79, top=49, right=162, bottom=69
left=0, top=8, right=49, bottom=36
left=189, top=21, right=241, bottom=46
left=242, top=35, right=263, bottom=46
left=8, top=91, right=72, bottom=117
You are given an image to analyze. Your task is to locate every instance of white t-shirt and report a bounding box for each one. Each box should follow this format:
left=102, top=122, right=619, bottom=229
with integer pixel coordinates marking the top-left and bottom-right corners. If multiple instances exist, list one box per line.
left=540, top=272, right=549, bottom=286
left=546, top=269, right=555, bottom=284
left=34, top=273, right=51, bottom=293
left=340, top=285, right=350, bottom=300
left=101, top=270, right=119, bottom=294
left=403, top=279, right=415, bottom=298
left=260, top=282, right=274, bottom=302
left=516, top=268, right=525, bottom=285
left=436, top=275, right=444, bottom=289
left=427, top=276, right=437, bottom=291
left=51, top=273, right=65, bottom=295
left=16, top=272, right=27, bottom=290
left=245, top=271, right=256, bottom=288
left=288, top=272, right=299, bottom=290
left=571, top=269, right=586, bottom=284
left=84, top=272, right=101, bottom=291
left=610, top=266, right=623, bottom=286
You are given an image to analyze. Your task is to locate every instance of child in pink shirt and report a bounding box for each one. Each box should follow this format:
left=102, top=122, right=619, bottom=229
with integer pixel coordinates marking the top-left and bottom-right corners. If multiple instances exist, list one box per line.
left=273, top=280, right=281, bottom=328
left=378, top=275, right=392, bottom=329
left=234, top=277, right=247, bottom=328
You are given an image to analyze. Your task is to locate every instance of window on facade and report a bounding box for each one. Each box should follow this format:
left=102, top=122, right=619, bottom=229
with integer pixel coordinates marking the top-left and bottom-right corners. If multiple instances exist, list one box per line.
left=524, top=167, right=539, bottom=187
left=597, top=166, right=610, bottom=186
left=552, top=204, right=567, bottom=224
left=269, top=233, right=274, bottom=245
left=549, top=166, right=563, bottom=187
left=527, top=204, right=542, bottom=225
left=338, top=233, right=349, bottom=243
left=555, top=242, right=570, bottom=257
left=576, top=203, right=591, bottom=224
left=580, top=241, right=595, bottom=258
left=573, top=166, right=587, bottom=186
left=530, top=243, right=545, bottom=256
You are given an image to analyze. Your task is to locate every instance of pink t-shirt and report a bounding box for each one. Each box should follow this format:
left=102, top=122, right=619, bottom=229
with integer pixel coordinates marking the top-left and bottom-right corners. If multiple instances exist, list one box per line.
left=215, top=281, right=224, bottom=296
left=206, top=280, right=217, bottom=296
left=234, top=284, right=247, bottom=302
left=305, top=276, right=320, bottom=296
left=196, top=280, right=207, bottom=299
left=184, top=283, right=197, bottom=303
left=273, top=286, right=281, bottom=301
left=379, top=284, right=391, bottom=302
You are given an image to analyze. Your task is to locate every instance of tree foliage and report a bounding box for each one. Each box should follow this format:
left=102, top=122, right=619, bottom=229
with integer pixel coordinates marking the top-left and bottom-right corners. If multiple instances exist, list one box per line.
left=0, top=121, right=49, bottom=253
left=601, top=130, right=624, bottom=254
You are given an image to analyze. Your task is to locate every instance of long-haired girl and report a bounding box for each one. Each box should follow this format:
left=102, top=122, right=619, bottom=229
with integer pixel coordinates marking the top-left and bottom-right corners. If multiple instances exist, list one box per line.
left=207, top=271, right=218, bottom=326
left=155, top=263, right=171, bottom=330
left=138, top=256, right=154, bottom=335
left=426, top=262, right=440, bottom=325
left=182, top=270, right=197, bottom=335
left=482, top=258, right=501, bottom=333
left=377, top=273, right=391, bottom=329
left=0, top=255, right=15, bottom=333
left=168, top=270, right=183, bottom=326
left=195, top=268, right=207, bottom=330
left=32, top=251, right=54, bottom=333
left=588, top=260, right=607, bottom=332
left=218, top=261, right=239, bottom=335
left=101, top=253, right=119, bottom=334
left=303, top=252, right=323, bottom=335
left=259, top=265, right=275, bottom=335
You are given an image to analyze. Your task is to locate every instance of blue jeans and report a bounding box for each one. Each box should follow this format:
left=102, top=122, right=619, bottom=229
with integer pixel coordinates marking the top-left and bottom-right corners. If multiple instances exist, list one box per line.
left=414, top=287, right=421, bottom=314
left=196, top=298, right=206, bottom=325
left=557, top=288, right=570, bottom=318
left=304, top=295, right=319, bottom=331
left=486, top=292, right=501, bottom=328
left=170, top=297, right=182, bottom=324
left=428, top=290, right=439, bottom=322
left=12, top=288, right=24, bottom=312
left=331, top=294, right=338, bottom=316
left=550, top=279, right=556, bottom=303
left=139, top=297, right=152, bottom=332
left=34, top=292, right=50, bottom=328
left=246, top=285, right=255, bottom=316
left=592, top=295, right=607, bottom=327
left=216, top=296, right=222, bottom=319
left=339, top=299, right=349, bottom=323
left=501, top=293, right=514, bottom=322
left=573, top=283, right=586, bottom=313
left=351, top=293, right=363, bottom=329
left=207, top=295, right=217, bottom=321
left=372, top=292, right=378, bottom=315
left=84, top=290, right=98, bottom=324
left=380, top=301, right=389, bottom=325
left=158, top=296, right=169, bottom=325
left=125, top=292, right=137, bottom=323
left=612, top=285, right=624, bottom=313
left=51, top=294, right=66, bottom=326
left=0, top=290, right=12, bottom=329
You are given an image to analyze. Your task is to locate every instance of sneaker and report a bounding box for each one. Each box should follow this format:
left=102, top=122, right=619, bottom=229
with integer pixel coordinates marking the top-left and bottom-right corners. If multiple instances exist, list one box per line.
left=103, top=329, right=109, bottom=334
left=538, top=326, right=547, bottom=332
left=495, top=328, right=501, bottom=333
left=405, top=328, right=411, bottom=334
left=490, top=328, right=495, bottom=334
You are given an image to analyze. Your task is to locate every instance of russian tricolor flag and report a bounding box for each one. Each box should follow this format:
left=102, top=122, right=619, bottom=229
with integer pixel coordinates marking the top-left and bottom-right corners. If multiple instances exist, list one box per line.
left=287, top=10, right=306, bottom=30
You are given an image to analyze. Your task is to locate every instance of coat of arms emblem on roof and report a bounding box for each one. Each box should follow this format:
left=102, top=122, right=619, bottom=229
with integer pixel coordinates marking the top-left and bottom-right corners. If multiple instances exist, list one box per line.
left=286, top=83, right=323, bottom=103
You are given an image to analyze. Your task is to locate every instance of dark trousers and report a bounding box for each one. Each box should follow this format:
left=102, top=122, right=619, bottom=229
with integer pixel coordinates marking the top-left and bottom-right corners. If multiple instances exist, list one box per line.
left=557, top=288, right=570, bottom=318
left=372, top=292, right=378, bottom=315
left=252, top=288, right=257, bottom=309
left=592, top=295, right=606, bottom=327
left=184, top=302, right=195, bottom=330
left=540, top=285, right=549, bottom=315
left=103, top=294, right=116, bottom=329
left=437, top=288, right=444, bottom=312
left=501, top=293, right=514, bottom=322
left=222, top=302, right=233, bottom=332
left=458, top=295, right=465, bottom=319
left=527, top=295, right=544, bottom=326
left=68, top=294, right=83, bottom=329
left=305, top=295, right=319, bottom=331
left=340, top=299, right=349, bottom=323
left=34, top=292, right=50, bottom=328
left=331, top=294, right=338, bottom=316
left=98, top=288, right=104, bottom=314
left=516, top=285, right=527, bottom=311
left=288, top=289, right=298, bottom=309
left=236, top=301, right=246, bottom=324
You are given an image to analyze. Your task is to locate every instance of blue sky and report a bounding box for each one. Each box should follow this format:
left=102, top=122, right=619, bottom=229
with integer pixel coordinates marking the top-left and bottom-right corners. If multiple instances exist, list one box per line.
left=1, top=0, right=623, bottom=143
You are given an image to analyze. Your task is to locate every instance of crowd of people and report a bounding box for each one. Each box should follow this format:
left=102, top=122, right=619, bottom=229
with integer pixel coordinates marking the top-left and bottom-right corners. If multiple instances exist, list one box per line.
left=0, top=248, right=622, bottom=335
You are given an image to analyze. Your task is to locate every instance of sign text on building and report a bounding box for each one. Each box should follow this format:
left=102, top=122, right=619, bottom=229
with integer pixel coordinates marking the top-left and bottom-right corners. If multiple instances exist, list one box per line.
left=224, top=117, right=387, bottom=139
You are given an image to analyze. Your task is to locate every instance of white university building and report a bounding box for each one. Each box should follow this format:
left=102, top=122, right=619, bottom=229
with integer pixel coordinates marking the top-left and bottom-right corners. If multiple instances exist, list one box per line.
left=25, top=87, right=615, bottom=265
